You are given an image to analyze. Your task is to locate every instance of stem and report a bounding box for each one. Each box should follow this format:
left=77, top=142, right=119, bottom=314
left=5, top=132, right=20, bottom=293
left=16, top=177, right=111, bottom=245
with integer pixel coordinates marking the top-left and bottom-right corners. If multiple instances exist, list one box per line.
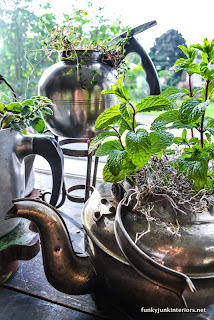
left=189, top=74, right=193, bottom=98
left=113, top=127, right=125, bottom=150
left=200, top=80, right=210, bottom=148
left=0, top=75, right=17, bottom=101
left=200, top=113, right=205, bottom=147
left=127, top=100, right=136, bottom=132
left=188, top=74, right=194, bottom=138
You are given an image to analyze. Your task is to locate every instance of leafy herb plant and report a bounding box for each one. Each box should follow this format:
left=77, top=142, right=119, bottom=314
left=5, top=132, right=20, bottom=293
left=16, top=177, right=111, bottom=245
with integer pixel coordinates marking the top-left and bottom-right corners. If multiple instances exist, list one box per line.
left=89, top=38, right=214, bottom=192
left=0, top=96, right=53, bottom=133
left=41, top=10, right=130, bottom=76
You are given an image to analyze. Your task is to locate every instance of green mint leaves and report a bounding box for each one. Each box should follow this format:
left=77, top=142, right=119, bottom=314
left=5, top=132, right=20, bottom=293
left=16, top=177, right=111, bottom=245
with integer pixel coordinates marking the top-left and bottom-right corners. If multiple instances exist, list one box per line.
left=90, top=38, right=214, bottom=191
left=89, top=75, right=175, bottom=182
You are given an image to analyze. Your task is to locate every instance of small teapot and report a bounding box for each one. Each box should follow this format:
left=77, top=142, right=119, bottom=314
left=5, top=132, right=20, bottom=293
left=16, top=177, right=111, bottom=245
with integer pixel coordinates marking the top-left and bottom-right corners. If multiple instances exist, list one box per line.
left=6, top=181, right=214, bottom=312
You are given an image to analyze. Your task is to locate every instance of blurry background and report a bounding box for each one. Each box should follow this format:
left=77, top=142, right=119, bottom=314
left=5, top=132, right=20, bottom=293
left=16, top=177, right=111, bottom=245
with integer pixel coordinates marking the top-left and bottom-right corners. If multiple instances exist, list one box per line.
left=0, top=0, right=213, bottom=104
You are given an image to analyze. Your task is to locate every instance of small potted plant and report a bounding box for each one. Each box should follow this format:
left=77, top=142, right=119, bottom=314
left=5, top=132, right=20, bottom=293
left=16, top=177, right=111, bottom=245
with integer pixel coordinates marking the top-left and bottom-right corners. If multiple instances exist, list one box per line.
left=37, top=10, right=160, bottom=138
left=0, top=76, right=63, bottom=238
left=37, top=9, right=132, bottom=138
left=88, top=37, right=214, bottom=304
left=40, top=9, right=129, bottom=73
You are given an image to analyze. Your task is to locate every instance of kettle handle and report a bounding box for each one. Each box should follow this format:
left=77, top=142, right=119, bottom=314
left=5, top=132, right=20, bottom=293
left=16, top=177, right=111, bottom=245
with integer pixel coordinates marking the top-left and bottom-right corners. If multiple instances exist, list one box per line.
left=124, top=37, right=160, bottom=95
left=32, top=136, right=64, bottom=207
left=114, top=201, right=196, bottom=307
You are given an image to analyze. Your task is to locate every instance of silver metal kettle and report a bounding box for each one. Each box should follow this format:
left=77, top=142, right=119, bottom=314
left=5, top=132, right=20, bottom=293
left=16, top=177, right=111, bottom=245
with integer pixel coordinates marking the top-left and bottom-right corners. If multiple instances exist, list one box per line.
left=38, top=21, right=160, bottom=138
left=0, top=129, right=63, bottom=237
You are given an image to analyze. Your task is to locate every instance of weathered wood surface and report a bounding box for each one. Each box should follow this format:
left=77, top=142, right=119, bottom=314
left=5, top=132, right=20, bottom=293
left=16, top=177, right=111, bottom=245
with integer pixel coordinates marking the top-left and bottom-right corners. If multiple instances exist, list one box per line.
left=0, top=286, right=101, bottom=320
left=3, top=251, right=106, bottom=318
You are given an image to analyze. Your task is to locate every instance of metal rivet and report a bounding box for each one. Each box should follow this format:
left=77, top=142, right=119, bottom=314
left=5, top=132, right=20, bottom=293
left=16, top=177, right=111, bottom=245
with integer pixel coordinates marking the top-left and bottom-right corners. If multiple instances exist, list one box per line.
left=101, top=198, right=107, bottom=204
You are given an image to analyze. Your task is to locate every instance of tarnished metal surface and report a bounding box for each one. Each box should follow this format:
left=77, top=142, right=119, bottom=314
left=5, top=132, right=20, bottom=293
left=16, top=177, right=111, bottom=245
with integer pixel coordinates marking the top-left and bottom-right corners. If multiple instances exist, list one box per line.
left=0, top=129, right=63, bottom=237
left=6, top=199, right=96, bottom=295
left=121, top=195, right=214, bottom=278
left=114, top=202, right=195, bottom=307
left=6, top=182, right=214, bottom=308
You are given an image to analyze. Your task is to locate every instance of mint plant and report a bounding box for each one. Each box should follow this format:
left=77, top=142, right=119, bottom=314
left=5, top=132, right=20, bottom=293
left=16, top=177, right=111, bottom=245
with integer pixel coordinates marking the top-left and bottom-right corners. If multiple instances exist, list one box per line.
left=0, top=96, right=53, bottom=133
left=89, top=38, right=214, bottom=192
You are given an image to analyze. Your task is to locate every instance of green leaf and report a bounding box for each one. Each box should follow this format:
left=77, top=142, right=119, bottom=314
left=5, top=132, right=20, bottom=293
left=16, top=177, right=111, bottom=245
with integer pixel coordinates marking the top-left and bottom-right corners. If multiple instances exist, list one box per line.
left=118, top=118, right=132, bottom=135
left=188, top=137, right=200, bottom=146
left=178, top=46, right=197, bottom=61
left=136, top=96, right=174, bottom=113
left=22, top=99, right=34, bottom=106
left=10, top=119, right=26, bottom=131
left=41, top=106, right=53, bottom=115
left=207, top=80, right=214, bottom=99
left=88, top=131, right=118, bottom=154
left=173, top=60, right=200, bottom=75
left=119, top=103, right=133, bottom=121
left=29, top=118, right=45, bottom=133
left=160, top=87, right=186, bottom=102
left=200, top=62, right=214, bottom=81
left=0, top=103, right=5, bottom=114
left=207, top=119, right=214, bottom=128
left=126, top=129, right=151, bottom=167
left=182, top=128, right=187, bottom=141
left=107, top=149, right=128, bottom=176
left=95, top=140, right=123, bottom=157
left=5, top=102, right=22, bottom=113
left=102, top=163, right=125, bottom=182
left=102, top=81, right=130, bottom=103
left=193, top=88, right=203, bottom=95
left=1, top=115, right=15, bottom=129
left=176, top=157, right=208, bottom=190
left=21, top=105, right=31, bottom=116
left=150, top=110, right=179, bottom=131
left=150, top=131, right=174, bottom=153
left=178, top=45, right=190, bottom=58
left=205, top=132, right=211, bottom=143
left=167, top=121, right=195, bottom=130
left=190, top=44, right=204, bottom=52
left=206, top=127, right=214, bottom=135
left=178, top=99, right=209, bottom=123
left=94, top=105, right=121, bottom=131
left=174, top=137, right=186, bottom=146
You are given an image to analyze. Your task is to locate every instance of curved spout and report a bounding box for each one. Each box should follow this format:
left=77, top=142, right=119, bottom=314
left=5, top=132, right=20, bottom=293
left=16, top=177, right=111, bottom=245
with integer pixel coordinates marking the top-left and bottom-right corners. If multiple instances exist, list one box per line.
left=6, top=198, right=96, bottom=295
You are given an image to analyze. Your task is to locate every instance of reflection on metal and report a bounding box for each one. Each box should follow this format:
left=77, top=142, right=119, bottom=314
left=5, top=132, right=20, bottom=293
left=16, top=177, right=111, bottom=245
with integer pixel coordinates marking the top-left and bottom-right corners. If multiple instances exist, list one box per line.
left=38, top=23, right=160, bottom=139
left=0, top=129, right=63, bottom=238
left=7, top=182, right=214, bottom=309
left=38, top=51, right=118, bottom=138
left=115, top=201, right=195, bottom=308
left=6, top=198, right=96, bottom=295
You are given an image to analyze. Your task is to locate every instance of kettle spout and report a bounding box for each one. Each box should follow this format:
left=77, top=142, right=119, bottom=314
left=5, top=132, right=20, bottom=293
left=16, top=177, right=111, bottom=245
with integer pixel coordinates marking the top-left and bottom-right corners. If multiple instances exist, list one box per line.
left=6, top=198, right=96, bottom=295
